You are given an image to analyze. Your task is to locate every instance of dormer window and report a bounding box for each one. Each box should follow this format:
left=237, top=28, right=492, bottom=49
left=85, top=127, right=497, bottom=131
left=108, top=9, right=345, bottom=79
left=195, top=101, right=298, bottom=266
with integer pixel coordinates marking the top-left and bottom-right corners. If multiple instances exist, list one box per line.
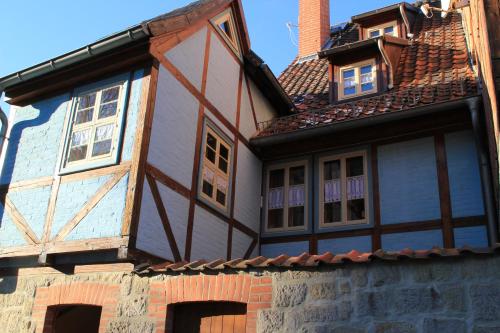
left=212, top=9, right=240, bottom=55
left=367, top=21, right=398, bottom=38
left=339, top=60, right=377, bottom=100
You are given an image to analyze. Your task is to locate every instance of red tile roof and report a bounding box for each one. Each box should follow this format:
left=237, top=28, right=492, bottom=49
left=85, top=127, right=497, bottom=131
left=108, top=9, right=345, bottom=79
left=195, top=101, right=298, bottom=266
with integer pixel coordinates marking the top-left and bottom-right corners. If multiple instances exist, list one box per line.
left=136, top=244, right=500, bottom=273
left=258, top=11, right=478, bottom=137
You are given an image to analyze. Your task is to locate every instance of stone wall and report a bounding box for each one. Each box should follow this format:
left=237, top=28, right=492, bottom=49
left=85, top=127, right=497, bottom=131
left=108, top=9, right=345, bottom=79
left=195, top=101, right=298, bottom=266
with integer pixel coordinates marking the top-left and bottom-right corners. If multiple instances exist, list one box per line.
left=0, top=255, right=499, bottom=333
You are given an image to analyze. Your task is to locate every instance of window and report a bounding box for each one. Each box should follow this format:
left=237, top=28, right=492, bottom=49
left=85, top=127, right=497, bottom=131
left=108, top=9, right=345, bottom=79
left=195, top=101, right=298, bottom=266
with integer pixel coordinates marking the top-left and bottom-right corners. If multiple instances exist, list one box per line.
left=200, top=125, right=232, bottom=212
left=319, top=151, right=369, bottom=227
left=339, top=60, right=377, bottom=100
left=367, top=21, right=398, bottom=38
left=60, top=79, right=127, bottom=174
left=212, top=9, right=240, bottom=55
left=266, top=162, right=308, bottom=232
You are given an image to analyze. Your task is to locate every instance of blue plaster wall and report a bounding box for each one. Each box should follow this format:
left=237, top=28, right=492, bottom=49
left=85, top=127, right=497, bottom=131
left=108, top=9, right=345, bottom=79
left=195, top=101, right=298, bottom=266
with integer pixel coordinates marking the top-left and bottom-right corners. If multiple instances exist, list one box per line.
left=382, top=230, right=443, bottom=251
left=445, top=131, right=485, bottom=218
left=1, top=94, right=70, bottom=184
left=454, top=226, right=488, bottom=248
left=378, top=137, right=441, bottom=224
left=66, top=173, right=129, bottom=240
left=0, top=205, right=27, bottom=247
left=261, top=241, right=309, bottom=257
left=51, top=174, right=112, bottom=239
left=7, top=186, right=52, bottom=240
left=318, top=236, right=372, bottom=254
left=122, top=69, right=145, bottom=161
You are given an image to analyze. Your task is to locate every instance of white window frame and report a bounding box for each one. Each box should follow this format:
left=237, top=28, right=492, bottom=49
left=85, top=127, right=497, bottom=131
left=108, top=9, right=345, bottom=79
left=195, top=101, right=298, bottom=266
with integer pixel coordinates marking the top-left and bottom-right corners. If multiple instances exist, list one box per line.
left=59, top=77, right=129, bottom=175
left=211, top=8, right=241, bottom=56
left=264, top=160, right=308, bottom=233
left=319, top=151, right=369, bottom=228
left=198, top=123, right=233, bottom=214
left=338, top=59, right=377, bottom=100
left=367, top=20, right=398, bottom=39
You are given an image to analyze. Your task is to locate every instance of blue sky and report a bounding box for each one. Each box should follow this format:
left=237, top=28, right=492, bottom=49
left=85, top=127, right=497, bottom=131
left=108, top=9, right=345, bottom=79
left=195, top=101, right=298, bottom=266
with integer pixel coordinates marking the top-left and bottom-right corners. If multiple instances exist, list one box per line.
left=0, top=0, right=398, bottom=112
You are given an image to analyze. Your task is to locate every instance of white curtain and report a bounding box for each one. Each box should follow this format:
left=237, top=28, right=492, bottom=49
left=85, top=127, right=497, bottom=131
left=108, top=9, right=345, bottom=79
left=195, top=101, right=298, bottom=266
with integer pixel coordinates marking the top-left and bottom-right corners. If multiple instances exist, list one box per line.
left=289, top=185, right=305, bottom=207
left=324, top=179, right=341, bottom=203
left=347, top=175, right=364, bottom=200
left=203, top=167, right=215, bottom=183
left=268, top=187, right=284, bottom=209
left=216, top=176, right=228, bottom=193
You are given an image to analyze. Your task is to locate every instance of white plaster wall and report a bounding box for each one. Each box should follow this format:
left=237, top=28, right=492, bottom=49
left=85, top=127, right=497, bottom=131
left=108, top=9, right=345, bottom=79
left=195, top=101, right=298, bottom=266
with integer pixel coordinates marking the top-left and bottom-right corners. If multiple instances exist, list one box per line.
left=191, top=204, right=228, bottom=260
left=165, top=26, right=207, bottom=91
left=239, top=75, right=257, bottom=139
left=136, top=181, right=173, bottom=260
left=248, top=78, right=278, bottom=124
left=148, top=66, right=199, bottom=189
left=204, top=108, right=234, bottom=140
left=157, top=182, right=190, bottom=259
left=234, top=141, right=262, bottom=232
left=205, top=31, right=239, bottom=126
left=232, top=228, right=253, bottom=259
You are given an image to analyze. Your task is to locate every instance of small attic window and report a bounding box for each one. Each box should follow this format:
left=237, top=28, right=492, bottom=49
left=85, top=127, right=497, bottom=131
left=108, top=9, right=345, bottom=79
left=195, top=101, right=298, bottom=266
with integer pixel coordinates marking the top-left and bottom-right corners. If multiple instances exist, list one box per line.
left=367, top=21, right=398, bottom=39
left=338, top=59, right=377, bottom=100
left=212, top=9, right=240, bottom=55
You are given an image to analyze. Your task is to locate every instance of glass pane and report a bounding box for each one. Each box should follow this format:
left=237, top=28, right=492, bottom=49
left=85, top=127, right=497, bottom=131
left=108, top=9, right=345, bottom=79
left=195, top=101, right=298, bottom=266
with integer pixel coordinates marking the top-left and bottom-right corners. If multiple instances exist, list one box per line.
left=75, top=108, right=93, bottom=125
left=361, top=65, right=372, bottom=75
left=384, top=26, right=394, bottom=35
left=92, top=140, right=112, bottom=157
left=268, top=209, right=284, bottom=229
left=289, top=166, right=305, bottom=185
left=324, top=160, right=341, bottom=180
left=219, top=145, right=229, bottom=160
left=288, top=206, right=304, bottom=227
left=216, top=190, right=226, bottom=206
left=71, top=130, right=90, bottom=147
left=324, top=202, right=342, bottom=223
left=207, top=133, right=217, bottom=150
left=218, top=158, right=228, bottom=173
left=94, top=124, right=114, bottom=142
left=269, top=169, right=285, bottom=188
left=101, top=87, right=120, bottom=103
left=202, top=180, right=213, bottom=197
left=361, top=82, right=374, bottom=92
left=348, top=198, right=365, bottom=221
left=344, top=86, right=356, bottom=95
left=347, top=156, right=364, bottom=177
left=78, top=93, right=96, bottom=110
left=68, top=146, right=88, bottom=162
left=343, top=69, right=355, bottom=79
left=98, top=102, right=118, bottom=119
left=370, top=30, right=380, bottom=38
left=206, top=147, right=216, bottom=164
left=219, top=20, right=233, bottom=39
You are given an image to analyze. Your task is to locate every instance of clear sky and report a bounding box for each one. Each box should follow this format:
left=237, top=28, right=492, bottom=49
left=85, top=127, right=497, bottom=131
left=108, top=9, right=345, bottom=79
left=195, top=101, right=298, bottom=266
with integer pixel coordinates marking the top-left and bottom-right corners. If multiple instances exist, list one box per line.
left=0, top=0, right=399, bottom=112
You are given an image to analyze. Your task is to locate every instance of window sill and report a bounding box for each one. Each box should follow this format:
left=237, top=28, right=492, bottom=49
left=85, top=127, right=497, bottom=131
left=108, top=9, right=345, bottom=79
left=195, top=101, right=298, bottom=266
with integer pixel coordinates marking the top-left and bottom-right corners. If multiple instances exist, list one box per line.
left=59, top=159, right=118, bottom=176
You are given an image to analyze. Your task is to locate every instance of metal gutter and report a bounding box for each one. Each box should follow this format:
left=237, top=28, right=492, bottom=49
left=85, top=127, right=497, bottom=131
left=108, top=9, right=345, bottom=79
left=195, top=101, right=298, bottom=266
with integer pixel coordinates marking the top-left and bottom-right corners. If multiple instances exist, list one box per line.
left=250, top=97, right=477, bottom=147
left=352, top=2, right=418, bottom=22
left=0, top=25, right=150, bottom=92
left=468, top=97, right=499, bottom=246
left=318, top=38, right=379, bottom=58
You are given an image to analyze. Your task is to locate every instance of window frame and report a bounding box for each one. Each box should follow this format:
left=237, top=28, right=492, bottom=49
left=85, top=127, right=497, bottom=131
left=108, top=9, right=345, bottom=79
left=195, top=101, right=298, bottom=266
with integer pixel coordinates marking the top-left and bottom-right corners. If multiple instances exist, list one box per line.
left=367, top=20, right=399, bottom=39
left=198, top=120, right=234, bottom=215
left=264, top=160, right=309, bottom=233
left=338, top=59, right=377, bottom=100
left=318, top=151, right=370, bottom=228
left=211, top=8, right=241, bottom=57
left=59, top=74, right=130, bottom=175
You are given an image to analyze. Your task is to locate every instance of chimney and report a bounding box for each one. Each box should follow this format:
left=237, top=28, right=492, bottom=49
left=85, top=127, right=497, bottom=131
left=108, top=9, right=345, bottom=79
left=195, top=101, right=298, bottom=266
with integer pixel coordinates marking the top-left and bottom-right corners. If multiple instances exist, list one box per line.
left=298, top=0, right=331, bottom=59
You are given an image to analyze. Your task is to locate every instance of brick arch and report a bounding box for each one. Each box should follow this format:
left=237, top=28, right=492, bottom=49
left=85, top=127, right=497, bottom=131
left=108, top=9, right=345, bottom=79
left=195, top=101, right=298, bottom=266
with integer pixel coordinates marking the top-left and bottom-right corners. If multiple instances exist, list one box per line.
left=32, top=282, right=119, bottom=333
left=148, top=274, right=272, bottom=333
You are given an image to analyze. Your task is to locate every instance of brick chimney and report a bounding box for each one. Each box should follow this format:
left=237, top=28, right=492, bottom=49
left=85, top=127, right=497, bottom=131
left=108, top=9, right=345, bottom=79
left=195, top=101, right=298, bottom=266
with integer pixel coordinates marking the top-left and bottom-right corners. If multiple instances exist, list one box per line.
left=298, top=0, right=331, bottom=59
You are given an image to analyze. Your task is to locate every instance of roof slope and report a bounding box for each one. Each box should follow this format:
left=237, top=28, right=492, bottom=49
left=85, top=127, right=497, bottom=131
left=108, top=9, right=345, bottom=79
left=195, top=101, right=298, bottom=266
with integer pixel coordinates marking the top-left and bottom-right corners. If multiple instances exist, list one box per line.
left=259, top=11, right=477, bottom=137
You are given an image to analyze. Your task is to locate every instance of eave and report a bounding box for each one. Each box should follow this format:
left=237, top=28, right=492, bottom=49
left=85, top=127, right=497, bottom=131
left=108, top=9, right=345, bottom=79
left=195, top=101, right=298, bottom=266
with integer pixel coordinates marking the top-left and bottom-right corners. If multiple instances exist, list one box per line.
left=351, top=2, right=418, bottom=23
left=318, top=35, right=409, bottom=59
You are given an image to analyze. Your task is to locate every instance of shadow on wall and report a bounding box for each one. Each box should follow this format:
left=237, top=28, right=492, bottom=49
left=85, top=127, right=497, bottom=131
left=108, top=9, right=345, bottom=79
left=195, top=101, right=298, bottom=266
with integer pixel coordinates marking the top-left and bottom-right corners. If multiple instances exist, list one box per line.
left=0, top=95, right=69, bottom=230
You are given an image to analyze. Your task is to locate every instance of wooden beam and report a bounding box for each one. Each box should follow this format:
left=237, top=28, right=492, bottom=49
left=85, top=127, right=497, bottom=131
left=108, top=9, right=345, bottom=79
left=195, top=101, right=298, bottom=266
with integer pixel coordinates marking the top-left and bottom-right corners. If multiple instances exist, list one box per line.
left=54, top=170, right=128, bottom=242
left=146, top=163, right=191, bottom=200
left=435, top=134, right=455, bottom=248
left=243, top=239, right=258, bottom=259
left=244, top=74, right=259, bottom=130
left=4, top=196, right=41, bottom=245
left=60, top=162, right=131, bottom=184
left=45, top=237, right=128, bottom=254
left=184, top=28, right=212, bottom=262
left=42, top=177, right=61, bottom=243
left=146, top=174, right=182, bottom=262
left=0, top=177, right=53, bottom=192
left=371, top=144, right=382, bottom=251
